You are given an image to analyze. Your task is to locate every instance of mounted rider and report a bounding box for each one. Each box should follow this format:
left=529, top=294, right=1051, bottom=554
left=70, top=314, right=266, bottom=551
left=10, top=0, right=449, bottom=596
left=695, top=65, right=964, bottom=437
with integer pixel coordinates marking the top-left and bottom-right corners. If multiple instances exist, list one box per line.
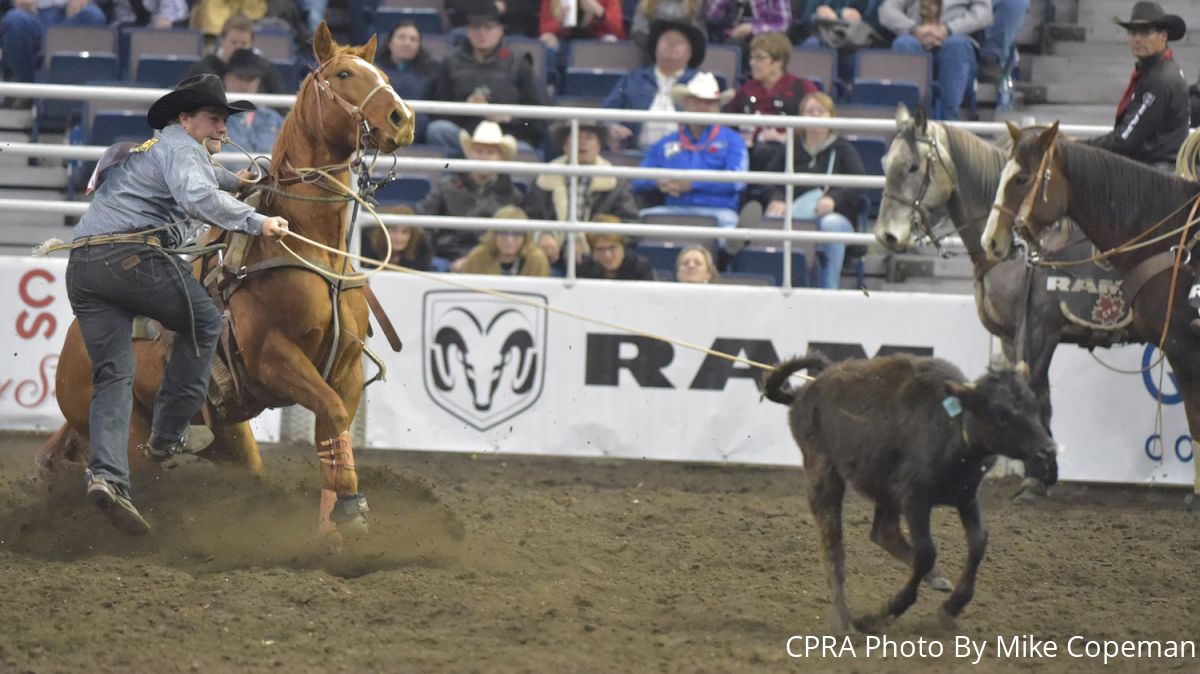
left=67, top=74, right=289, bottom=535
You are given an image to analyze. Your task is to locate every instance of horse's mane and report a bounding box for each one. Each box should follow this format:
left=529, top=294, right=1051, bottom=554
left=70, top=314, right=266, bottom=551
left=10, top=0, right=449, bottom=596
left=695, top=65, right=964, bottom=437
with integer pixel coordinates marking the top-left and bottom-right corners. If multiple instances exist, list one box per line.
left=1056, top=141, right=1200, bottom=231
left=938, top=122, right=1007, bottom=216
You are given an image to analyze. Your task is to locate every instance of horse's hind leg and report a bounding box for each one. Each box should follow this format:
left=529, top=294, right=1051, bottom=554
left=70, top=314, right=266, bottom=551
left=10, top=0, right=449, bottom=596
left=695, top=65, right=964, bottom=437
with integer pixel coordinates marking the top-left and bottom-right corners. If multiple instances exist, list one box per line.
left=805, top=459, right=851, bottom=632
left=205, top=421, right=263, bottom=472
left=869, top=501, right=953, bottom=592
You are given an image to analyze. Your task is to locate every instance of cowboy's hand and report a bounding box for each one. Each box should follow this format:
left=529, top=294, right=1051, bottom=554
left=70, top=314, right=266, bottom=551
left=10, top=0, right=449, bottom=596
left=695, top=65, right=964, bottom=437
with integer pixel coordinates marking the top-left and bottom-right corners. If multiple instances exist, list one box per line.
left=930, top=23, right=949, bottom=43
left=262, top=216, right=289, bottom=240
left=815, top=196, right=835, bottom=216
left=766, top=200, right=787, bottom=217
left=234, top=168, right=259, bottom=183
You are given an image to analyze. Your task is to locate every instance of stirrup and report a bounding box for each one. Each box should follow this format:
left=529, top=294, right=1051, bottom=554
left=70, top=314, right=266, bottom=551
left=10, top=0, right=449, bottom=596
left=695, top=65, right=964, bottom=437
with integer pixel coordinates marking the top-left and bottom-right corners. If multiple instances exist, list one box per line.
left=141, top=425, right=214, bottom=462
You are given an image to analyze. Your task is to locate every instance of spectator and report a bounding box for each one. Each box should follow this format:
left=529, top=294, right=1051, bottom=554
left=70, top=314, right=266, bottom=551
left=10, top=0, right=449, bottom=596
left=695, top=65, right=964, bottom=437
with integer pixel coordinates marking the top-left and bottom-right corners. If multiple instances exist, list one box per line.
left=531, top=229, right=591, bottom=276
left=448, top=0, right=542, bottom=37
left=186, top=14, right=289, bottom=94
left=705, top=0, right=790, bottom=55
left=578, top=227, right=656, bottom=280
left=459, top=206, right=552, bottom=275
left=222, top=48, right=283, bottom=153
left=634, top=71, right=747, bottom=230
left=376, top=20, right=439, bottom=143
left=190, top=0, right=267, bottom=37
left=630, top=0, right=706, bottom=49
left=427, top=0, right=549, bottom=157
left=111, top=0, right=190, bottom=29
left=676, top=244, right=718, bottom=282
left=540, top=0, right=625, bottom=50
left=1, top=0, right=107, bottom=106
left=603, top=19, right=706, bottom=152
left=878, top=0, right=992, bottom=121
left=362, top=206, right=435, bottom=272
left=527, top=121, right=640, bottom=222
left=978, top=0, right=1029, bottom=83
left=416, top=121, right=526, bottom=269
left=1084, top=2, right=1188, bottom=170
left=725, top=31, right=817, bottom=202
left=761, top=91, right=863, bottom=289
left=797, top=1, right=885, bottom=83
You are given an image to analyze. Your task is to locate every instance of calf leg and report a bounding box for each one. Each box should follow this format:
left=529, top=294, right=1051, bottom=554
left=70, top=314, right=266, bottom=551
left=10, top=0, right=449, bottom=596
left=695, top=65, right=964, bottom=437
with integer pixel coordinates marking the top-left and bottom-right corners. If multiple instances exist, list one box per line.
left=806, top=465, right=851, bottom=632
left=942, top=497, right=988, bottom=622
left=869, top=502, right=953, bottom=592
left=855, top=504, right=936, bottom=632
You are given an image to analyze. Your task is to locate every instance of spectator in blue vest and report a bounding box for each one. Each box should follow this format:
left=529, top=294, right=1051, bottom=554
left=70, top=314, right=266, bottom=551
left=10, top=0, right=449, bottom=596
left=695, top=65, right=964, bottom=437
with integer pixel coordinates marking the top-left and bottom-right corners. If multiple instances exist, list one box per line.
left=1, top=0, right=107, bottom=107
left=602, top=19, right=705, bottom=153
left=633, top=72, right=747, bottom=230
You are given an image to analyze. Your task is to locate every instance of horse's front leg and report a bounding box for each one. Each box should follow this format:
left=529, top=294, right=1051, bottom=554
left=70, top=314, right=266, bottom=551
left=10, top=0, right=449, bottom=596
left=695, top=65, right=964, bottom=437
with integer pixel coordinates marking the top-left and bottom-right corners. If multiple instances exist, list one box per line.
left=1014, top=316, right=1062, bottom=503
left=251, top=332, right=366, bottom=535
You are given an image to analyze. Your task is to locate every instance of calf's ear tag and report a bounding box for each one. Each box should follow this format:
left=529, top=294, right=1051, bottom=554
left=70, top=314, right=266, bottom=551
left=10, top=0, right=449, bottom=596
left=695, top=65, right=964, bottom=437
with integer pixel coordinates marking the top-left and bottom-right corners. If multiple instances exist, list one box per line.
left=942, top=395, right=962, bottom=418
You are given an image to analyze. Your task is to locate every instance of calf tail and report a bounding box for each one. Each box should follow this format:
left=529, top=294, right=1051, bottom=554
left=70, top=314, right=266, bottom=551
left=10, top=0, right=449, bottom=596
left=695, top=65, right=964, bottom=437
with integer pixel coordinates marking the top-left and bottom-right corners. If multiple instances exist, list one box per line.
left=760, top=354, right=829, bottom=405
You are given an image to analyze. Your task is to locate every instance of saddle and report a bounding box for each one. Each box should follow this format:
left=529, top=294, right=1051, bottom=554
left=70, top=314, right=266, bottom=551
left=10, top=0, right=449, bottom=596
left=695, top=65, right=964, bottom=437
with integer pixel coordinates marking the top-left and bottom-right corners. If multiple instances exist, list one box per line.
left=1044, top=239, right=1134, bottom=340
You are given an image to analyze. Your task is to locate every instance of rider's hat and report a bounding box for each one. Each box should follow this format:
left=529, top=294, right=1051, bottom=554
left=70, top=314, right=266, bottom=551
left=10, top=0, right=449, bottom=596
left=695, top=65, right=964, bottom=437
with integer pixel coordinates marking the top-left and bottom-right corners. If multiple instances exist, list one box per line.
left=147, top=73, right=255, bottom=130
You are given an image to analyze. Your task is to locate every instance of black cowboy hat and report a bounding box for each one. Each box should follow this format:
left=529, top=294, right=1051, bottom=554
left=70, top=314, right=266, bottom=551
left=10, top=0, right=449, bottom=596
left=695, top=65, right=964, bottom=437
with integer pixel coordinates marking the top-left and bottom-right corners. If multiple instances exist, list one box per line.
left=647, top=19, right=706, bottom=70
left=549, top=120, right=608, bottom=150
left=147, top=73, right=254, bottom=130
left=225, top=48, right=270, bottom=79
left=1113, top=1, right=1186, bottom=41
left=462, top=0, right=502, bottom=24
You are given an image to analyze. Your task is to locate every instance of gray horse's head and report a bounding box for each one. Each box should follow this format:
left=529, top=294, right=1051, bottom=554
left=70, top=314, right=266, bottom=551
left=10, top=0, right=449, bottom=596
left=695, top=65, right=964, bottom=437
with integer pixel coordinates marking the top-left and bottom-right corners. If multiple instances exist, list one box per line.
left=874, top=104, right=957, bottom=252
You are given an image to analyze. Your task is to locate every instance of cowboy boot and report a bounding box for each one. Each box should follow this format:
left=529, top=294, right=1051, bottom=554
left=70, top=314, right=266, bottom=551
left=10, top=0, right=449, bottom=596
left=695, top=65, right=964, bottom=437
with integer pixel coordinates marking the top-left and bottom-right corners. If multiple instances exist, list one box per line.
left=139, top=425, right=215, bottom=469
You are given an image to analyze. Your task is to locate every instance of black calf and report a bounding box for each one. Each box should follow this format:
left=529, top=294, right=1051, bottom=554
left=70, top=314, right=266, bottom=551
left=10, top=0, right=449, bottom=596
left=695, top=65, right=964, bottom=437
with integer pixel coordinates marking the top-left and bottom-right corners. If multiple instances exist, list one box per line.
left=761, top=353, right=1057, bottom=632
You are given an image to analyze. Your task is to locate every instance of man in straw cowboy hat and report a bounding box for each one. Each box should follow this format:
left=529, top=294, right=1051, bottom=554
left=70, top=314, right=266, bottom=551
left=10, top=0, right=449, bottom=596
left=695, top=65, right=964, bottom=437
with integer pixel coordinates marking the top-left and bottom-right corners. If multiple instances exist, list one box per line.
left=633, top=71, right=748, bottom=231
left=68, top=73, right=289, bottom=535
left=1083, top=1, right=1189, bottom=169
left=416, top=120, right=526, bottom=270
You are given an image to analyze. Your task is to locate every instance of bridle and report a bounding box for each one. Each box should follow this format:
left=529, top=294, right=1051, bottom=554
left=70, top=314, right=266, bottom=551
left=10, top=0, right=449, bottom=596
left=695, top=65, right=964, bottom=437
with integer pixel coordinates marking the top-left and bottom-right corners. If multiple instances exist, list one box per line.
left=310, top=55, right=395, bottom=150
left=991, top=135, right=1058, bottom=261
left=881, top=129, right=955, bottom=245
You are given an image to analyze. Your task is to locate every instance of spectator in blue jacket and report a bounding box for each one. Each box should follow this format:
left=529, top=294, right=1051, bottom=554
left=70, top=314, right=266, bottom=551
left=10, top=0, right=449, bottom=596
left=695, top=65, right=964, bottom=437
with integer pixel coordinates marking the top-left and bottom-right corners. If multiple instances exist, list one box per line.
left=376, top=20, right=439, bottom=143
left=633, top=72, right=748, bottom=230
left=602, top=19, right=706, bottom=152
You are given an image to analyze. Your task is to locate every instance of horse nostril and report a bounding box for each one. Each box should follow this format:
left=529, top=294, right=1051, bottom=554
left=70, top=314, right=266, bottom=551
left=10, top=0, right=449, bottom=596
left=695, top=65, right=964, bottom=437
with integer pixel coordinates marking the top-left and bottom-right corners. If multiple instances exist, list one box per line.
left=884, top=232, right=897, bottom=245
left=389, top=109, right=404, bottom=128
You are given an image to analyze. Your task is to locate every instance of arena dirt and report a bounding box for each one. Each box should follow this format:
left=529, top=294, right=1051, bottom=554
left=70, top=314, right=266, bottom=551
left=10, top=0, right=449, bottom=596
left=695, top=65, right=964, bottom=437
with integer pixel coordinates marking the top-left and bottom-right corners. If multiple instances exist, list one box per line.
left=0, top=432, right=1196, bottom=673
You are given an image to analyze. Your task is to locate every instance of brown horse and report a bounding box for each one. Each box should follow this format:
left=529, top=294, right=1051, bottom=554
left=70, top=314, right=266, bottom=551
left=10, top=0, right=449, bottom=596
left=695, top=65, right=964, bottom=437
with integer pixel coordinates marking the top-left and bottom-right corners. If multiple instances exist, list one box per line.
left=982, top=123, right=1200, bottom=506
left=40, top=22, right=415, bottom=534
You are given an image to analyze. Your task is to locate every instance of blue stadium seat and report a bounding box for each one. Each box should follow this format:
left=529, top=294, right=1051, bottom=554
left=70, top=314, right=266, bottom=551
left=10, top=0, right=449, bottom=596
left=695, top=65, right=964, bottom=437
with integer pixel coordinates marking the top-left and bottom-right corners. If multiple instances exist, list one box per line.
left=730, top=247, right=808, bottom=287
left=561, top=69, right=624, bottom=98
left=375, top=176, right=432, bottom=204
left=375, top=8, right=445, bottom=37
left=848, top=80, right=921, bottom=109
left=89, top=110, right=152, bottom=146
left=40, top=52, right=121, bottom=129
left=634, top=241, right=690, bottom=276
left=270, top=59, right=303, bottom=91
left=847, top=135, right=887, bottom=219
left=135, top=55, right=201, bottom=88
left=788, top=46, right=837, bottom=96
left=120, top=27, right=203, bottom=79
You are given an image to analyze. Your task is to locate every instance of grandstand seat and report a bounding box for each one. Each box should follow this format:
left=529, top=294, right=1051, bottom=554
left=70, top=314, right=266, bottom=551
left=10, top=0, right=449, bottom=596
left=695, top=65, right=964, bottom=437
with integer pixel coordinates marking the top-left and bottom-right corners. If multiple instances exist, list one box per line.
left=271, top=59, right=303, bottom=91
left=374, top=176, right=432, bottom=204
left=253, top=30, right=294, bottom=61
left=376, top=7, right=445, bottom=37
left=561, top=69, right=624, bottom=98
left=848, top=80, right=921, bottom=110
left=699, top=44, right=741, bottom=89
left=121, top=28, right=203, bottom=80
left=847, top=136, right=887, bottom=219
left=135, top=55, right=201, bottom=88
left=89, top=110, right=153, bottom=146
left=566, top=39, right=643, bottom=71
left=730, top=247, right=807, bottom=287
left=39, top=52, right=121, bottom=129
left=43, top=25, right=116, bottom=69
left=855, top=49, right=931, bottom=107
left=788, top=46, right=836, bottom=96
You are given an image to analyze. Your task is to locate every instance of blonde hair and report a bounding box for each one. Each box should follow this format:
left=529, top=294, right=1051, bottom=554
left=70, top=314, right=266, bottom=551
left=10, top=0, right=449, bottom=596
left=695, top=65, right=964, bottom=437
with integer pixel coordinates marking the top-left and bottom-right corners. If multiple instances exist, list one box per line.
left=750, top=32, right=791, bottom=68
left=675, top=245, right=717, bottom=282
left=483, top=205, right=534, bottom=253
left=799, top=91, right=837, bottom=117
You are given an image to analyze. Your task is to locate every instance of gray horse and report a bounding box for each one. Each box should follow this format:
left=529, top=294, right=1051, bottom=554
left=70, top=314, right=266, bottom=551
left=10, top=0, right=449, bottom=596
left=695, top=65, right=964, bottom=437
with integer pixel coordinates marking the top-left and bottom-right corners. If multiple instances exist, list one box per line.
left=873, top=105, right=1123, bottom=501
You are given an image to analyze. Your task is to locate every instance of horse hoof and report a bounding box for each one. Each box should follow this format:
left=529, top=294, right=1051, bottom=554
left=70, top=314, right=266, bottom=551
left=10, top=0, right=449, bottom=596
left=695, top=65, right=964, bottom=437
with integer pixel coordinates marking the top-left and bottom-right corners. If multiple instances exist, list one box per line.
left=923, top=575, right=953, bottom=592
left=330, top=493, right=369, bottom=537
left=1013, top=478, right=1048, bottom=504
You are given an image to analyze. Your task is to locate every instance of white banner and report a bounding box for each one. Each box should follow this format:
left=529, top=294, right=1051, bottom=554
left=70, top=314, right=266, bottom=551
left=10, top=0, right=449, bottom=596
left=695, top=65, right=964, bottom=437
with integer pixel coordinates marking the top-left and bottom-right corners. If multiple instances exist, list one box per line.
left=2, top=257, right=1193, bottom=486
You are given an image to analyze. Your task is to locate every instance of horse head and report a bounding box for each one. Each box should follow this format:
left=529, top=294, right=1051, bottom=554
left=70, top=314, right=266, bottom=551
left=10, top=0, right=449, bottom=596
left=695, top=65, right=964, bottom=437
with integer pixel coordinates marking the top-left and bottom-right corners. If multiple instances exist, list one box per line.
left=874, top=103, right=957, bottom=252
left=983, top=122, right=1071, bottom=261
left=299, top=21, right=415, bottom=155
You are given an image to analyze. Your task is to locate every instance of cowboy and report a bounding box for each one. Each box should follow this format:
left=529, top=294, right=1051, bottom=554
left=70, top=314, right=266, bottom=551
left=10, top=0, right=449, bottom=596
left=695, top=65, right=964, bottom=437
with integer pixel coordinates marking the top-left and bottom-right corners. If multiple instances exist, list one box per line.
left=68, top=74, right=289, bottom=536
left=633, top=71, right=748, bottom=230
left=1084, top=1, right=1189, bottom=169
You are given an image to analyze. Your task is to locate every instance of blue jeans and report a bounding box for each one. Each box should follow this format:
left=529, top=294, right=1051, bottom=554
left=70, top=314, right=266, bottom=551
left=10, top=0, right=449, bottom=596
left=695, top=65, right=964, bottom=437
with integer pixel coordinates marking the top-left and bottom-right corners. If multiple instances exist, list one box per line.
left=815, top=212, right=853, bottom=289
left=66, top=243, right=222, bottom=494
left=891, top=34, right=976, bottom=121
left=0, top=4, right=107, bottom=83
left=981, top=0, right=1030, bottom=69
left=639, top=205, right=739, bottom=230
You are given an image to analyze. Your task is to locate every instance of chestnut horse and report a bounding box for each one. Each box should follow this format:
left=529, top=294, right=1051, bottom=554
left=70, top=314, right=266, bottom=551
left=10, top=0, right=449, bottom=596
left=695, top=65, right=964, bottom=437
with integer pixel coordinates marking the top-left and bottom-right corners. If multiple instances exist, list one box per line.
left=40, top=23, right=415, bottom=534
left=982, top=123, right=1200, bottom=507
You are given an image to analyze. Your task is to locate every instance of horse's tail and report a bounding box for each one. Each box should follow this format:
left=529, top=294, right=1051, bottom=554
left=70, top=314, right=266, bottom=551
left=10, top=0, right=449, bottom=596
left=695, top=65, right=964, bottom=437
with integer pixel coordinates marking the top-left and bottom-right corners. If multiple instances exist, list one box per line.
left=759, top=353, right=830, bottom=405
left=36, top=424, right=88, bottom=480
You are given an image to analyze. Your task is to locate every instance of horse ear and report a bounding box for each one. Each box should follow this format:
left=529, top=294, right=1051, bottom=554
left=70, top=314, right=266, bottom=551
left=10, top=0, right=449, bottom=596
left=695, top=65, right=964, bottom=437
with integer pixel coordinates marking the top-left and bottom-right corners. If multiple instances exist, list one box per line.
left=313, top=21, right=334, bottom=62
left=895, top=102, right=911, bottom=126
left=1034, top=121, right=1060, bottom=155
left=913, top=105, right=927, bottom=132
left=360, top=33, right=378, bottom=62
left=1006, top=120, right=1022, bottom=145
